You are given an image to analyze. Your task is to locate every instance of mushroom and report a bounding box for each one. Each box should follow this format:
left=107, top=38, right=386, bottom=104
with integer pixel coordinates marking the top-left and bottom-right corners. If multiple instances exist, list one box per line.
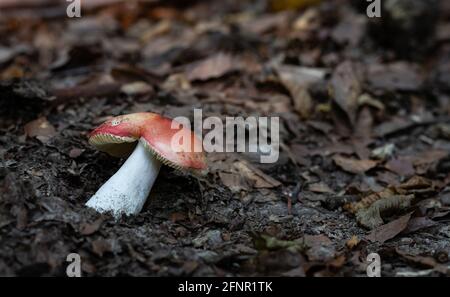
left=86, top=112, right=206, bottom=217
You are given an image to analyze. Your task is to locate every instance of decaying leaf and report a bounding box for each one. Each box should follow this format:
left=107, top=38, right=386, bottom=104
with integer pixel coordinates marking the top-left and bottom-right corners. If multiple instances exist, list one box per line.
left=233, top=160, right=281, bottom=189
left=308, top=182, right=334, bottom=194
left=218, top=172, right=250, bottom=193
left=329, top=61, right=363, bottom=125
left=276, top=65, right=326, bottom=119
left=218, top=160, right=281, bottom=193
left=344, top=176, right=434, bottom=214
left=385, top=158, right=415, bottom=177
left=356, top=195, right=413, bottom=229
left=403, top=216, right=438, bottom=234
left=366, top=212, right=413, bottom=243
left=367, top=62, right=424, bottom=92
left=333, top=155, right=377, bottom=174
left=186, top=53, right=236, bottom=81
left=24, top=117, right=56, bottom=142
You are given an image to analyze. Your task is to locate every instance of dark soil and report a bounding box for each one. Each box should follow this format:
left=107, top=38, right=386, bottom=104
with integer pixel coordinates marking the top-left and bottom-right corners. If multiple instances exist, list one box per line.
left=1, top=0, right=450, bottom=276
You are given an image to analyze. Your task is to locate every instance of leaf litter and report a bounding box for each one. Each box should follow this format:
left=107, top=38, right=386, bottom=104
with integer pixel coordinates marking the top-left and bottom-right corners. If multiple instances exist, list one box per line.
left=1, top=0, right=450, bottom=277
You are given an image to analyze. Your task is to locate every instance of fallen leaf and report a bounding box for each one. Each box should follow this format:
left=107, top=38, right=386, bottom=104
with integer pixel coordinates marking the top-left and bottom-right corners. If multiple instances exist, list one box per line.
left=331, top=12, right=366, bottom=47
left=409, top=149, right=448, bottom=174
left=186, top=53, right=236, bottom=81
left=233, top=160, right=281, bottom=189
left=403, top=216, right=438, bottom=234
left=366, top=212, right=413, bottom=243
left=308, top=182, right=334, bottom=194
left=276, top=65, right=326, bottom=119
left=219, top=172, right=250, bottom=193
left=333, top=155, right=377, bottom=174
left=24, top=117, right=56, bottom=141
left=385, top=158, right=415, bottom=177
left=374, top=117, right=415, bottom=137
left=344, top=175, right=434, bottom=214
left=329, top=61, right=363, bottom=125
left=367, top=62, right=424, bottom=92
left=356, top=195, right=413, bottom=229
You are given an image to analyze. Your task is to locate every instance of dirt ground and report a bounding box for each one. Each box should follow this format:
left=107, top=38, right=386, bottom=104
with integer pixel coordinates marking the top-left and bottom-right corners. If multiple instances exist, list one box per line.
left=1, top=0, right=450, bottom=277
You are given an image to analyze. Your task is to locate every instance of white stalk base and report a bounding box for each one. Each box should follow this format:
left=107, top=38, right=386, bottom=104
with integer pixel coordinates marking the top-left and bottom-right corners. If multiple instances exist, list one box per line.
left=86, top=140, right=161, bottom=218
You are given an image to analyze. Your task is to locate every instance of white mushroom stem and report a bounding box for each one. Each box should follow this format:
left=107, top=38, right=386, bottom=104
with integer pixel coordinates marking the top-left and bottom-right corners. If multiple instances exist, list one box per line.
left=86, top=140, right=161, bottom=218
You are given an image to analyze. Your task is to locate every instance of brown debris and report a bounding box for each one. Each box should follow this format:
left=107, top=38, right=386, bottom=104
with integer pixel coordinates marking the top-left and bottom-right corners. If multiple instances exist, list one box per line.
left=332, top=155, right=378, bottom=175
left=185, top=53, right=237, bottom=81
left=366, top=212, right=413, bottom=243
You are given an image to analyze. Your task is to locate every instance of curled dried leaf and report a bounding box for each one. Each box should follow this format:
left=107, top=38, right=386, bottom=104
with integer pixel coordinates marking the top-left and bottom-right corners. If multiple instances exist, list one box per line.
left=356, top=195, right=414, bottom=229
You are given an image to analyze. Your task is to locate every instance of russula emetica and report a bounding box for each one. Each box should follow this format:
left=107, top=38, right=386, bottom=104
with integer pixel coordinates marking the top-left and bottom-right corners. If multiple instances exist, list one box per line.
left=86, top=112, right=207, bottom=217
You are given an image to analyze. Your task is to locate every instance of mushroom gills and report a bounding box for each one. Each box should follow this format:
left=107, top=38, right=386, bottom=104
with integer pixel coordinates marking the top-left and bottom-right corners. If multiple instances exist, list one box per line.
left=86, top=139, right=161, bottom=217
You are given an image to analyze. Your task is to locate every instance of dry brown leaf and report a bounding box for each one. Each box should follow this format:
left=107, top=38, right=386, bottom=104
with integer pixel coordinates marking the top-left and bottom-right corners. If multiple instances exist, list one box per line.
left=385, top=158, right=415, bottom=177
left=344, top=175, right=434, bottom=214
left=308, top=182, right=334, bottom=194
left=276, top=65, right=326, bottom=119
left=366, top=212, right=413, bottom=243
left=403, top=216, right=438, bottom=234
left=374, top=117, right=415, bottom=137
left=356, top=195, right=413, bottom=229
left=186, top=53, right=236, bottom=81
left=219, top=172, right=250, bottom=193
left=24, top=117, right=56, bottom=141
left=367, top=62, right=424, bottom=92
left=333, top=155, right=377, bottom=174
left=329, top=61, right=363, bottom=125
left=233, top=160, right=281, bottom=189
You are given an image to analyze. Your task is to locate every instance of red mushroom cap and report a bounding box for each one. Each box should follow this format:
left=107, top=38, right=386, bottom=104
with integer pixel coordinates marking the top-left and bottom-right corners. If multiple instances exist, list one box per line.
left=89, top=112, right=207, bottom=173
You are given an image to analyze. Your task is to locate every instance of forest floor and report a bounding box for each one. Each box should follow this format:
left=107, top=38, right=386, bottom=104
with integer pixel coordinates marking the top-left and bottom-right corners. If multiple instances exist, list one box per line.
left=1, top=0, right=450, bottom=276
